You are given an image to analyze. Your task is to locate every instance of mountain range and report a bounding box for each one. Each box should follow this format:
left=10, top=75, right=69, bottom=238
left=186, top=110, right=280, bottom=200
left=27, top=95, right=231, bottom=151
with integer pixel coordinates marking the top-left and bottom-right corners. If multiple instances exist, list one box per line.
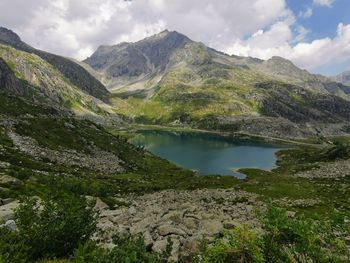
left=1, top=27, right=350, bottom=138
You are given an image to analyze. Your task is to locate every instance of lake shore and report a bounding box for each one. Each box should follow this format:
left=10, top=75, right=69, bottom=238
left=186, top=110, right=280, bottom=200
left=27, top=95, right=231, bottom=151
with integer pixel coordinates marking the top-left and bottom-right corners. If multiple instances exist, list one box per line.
left=111, top=123, right=326, bottom=148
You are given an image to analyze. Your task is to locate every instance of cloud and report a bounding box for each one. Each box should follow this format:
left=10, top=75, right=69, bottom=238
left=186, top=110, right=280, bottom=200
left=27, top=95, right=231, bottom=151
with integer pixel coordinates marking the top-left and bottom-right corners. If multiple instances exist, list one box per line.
left=0, top=0, right=288, bottom=60
left=299, top=7, right=313, bottom=18
left=313, top=0, right=334, bottom=7
left=0, top=0, right=348, bottom=73
left=293, top=26, right=310, bottom=43
left=227, top=22, right=350, bottom=70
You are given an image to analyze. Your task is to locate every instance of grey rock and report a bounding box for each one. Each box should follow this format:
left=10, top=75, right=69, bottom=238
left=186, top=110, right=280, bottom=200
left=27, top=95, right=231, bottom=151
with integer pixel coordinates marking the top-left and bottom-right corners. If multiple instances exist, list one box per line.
left=0, top=200, right=19, bottom=221
left=158, top=224, right=187, bottom=237
left=4, top=219, right=17, bottom=231
left=0, top=174, right=23, bottom=186
left=152, top=239, right=168, bottom=254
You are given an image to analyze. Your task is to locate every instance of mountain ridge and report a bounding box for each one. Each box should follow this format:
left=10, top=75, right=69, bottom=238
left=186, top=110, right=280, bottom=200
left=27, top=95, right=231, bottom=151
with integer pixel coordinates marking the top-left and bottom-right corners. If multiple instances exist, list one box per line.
left=0, top=27, right=110, bottom=102
left=84, top=30, right=350, bottom=98
left=82, top=29, right=350, bottom=138
left=1, top=27, right=350, bottom=138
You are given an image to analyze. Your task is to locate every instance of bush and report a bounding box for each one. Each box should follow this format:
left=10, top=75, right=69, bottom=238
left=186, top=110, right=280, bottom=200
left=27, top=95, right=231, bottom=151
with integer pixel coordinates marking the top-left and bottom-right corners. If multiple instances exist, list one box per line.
left=261, top=206, right=348, bottom=262
left=73, top=235, right=170, bottom=263
left=197, top=226, right=264, bottom=263
left=197, top=206, right=349, bottom=263
left=0, top=193, right=97, bottom=262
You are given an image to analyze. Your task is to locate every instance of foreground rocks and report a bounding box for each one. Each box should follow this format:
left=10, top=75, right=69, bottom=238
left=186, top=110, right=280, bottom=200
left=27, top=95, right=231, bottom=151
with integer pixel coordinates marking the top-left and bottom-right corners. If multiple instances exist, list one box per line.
left=0, top=199, right=19, bottom=219
left=95, top=188, right=264, bottom=260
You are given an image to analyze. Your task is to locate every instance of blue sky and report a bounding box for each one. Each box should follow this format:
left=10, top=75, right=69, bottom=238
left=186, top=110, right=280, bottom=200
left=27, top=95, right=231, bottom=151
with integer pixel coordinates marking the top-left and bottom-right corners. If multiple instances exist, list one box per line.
left=286, top=0, right=350, bottom=75
left=0, top=0, right=349, bottom=76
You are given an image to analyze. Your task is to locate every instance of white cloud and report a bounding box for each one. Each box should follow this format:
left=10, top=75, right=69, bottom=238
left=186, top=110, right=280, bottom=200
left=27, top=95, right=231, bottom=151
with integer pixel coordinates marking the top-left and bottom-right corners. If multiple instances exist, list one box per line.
left=299, top=7, right=313, bottom=18
left=227, top=22, right=350, bottom=70
left=0, top=0, right=348, bottom=72
left=294, top=26, right=310, bottom=43
left=0, top=0, right=288, bottom=60
left=313, top=0, right=334, bottom=7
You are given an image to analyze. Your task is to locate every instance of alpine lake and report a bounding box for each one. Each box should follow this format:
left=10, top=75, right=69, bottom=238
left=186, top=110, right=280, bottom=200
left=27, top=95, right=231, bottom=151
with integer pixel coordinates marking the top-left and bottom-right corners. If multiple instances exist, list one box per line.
left=130, top=129, right=286, bottom=178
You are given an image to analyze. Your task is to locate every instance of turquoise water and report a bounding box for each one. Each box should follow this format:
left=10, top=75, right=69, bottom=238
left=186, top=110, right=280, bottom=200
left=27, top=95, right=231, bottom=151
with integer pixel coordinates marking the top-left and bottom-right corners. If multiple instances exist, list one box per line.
left=130, top=130, right=284, bottom=178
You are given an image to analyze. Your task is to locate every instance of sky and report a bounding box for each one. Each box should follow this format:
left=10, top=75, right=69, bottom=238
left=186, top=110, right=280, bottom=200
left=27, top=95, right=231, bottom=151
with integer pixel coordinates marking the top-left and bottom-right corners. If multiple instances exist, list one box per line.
left=0, top=0, right=349, bottom=76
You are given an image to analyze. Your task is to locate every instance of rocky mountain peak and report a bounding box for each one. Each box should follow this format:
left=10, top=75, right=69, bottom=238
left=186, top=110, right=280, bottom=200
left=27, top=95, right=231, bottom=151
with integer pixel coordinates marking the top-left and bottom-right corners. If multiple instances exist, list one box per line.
left=0, top=27, right=20, bottom=41
left=0, top=27, right=29, bottom=49
left=84, top=29, right=193, bottom=79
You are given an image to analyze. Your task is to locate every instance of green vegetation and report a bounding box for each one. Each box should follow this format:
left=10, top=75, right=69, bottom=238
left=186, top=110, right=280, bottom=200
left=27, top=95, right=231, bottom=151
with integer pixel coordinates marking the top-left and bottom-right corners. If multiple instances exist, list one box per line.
left=0, top=191, right=97, bottom=262
left=74, top=235, right=172, bottom=263
left=1, top=28, right=350, bottom=262
left=2, top=202, right=348, bottom=262
left=0, top=93, right=240, bottom=203
left=239, top=140, right=350, bottom=217
left=197, top=206, right=349, bottom=262
left=0, top=44, right=109, bottom=116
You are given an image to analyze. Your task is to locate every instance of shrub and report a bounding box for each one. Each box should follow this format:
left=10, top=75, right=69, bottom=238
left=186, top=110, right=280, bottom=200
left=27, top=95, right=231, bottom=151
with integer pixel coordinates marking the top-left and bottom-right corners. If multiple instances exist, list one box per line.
left=261, top=206, right=348, bottom=262
left=73, top=235, right=169, bottom=263
left=198, top=226, right=264, bottom=263
left=197, top=206, right=349, bottom=263
left=0, top=192, right=97, bottom=262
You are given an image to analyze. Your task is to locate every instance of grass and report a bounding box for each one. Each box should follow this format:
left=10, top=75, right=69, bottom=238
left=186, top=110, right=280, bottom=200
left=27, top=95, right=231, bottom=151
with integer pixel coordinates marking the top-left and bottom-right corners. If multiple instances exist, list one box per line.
left=0, top=92, right=349, bottom=220
left=238, top=142, right=350, bottom=217
left=0, top=92, right=241, bottom=201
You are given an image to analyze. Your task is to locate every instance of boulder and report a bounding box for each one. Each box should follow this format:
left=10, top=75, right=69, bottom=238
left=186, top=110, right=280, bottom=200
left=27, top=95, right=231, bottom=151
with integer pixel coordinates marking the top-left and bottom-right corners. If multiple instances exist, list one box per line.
left=143, top=231, right=153, bottom=250
left=152, top=239, right=168, bottom=254
left=158, top=223, right=187, bottom=237
left=4, top=219, right=17, bottom=231
left=130, top=217, right=155, bottom=235
left=128, top=206, right=137, bottom=215
left=183, top=237, right=200, bottom=256
left=287, top=211, right=296, bottom=218
left=0, top=200, right=19, bottom=221
left=182, top=217, right=197, bottom=230
left=0, top=174, right=23, bottom=187
left=94, top=197, right=109, bottom=211
left=200, top=219, right=223, bottom=237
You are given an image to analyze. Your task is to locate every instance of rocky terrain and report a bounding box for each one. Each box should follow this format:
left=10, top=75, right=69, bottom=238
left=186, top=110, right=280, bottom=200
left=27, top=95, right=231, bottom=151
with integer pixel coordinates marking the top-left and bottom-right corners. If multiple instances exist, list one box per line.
left=83, top=189, right=264, bottom=260
left=8, top=129, right=124, bottom=174
left=81, top=30, right=350, bottom=139
left=295, top=159, right=350, bottom=179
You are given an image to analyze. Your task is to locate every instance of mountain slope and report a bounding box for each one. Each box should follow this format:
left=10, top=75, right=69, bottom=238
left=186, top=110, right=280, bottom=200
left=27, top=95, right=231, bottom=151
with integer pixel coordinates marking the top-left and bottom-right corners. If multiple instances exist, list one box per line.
left=0, top=27, right=110, bottom=102
left=84, top=30, right=350, bottom=137
left=332, top=70, right=350, bottom=87
left=84, top=30, right=350, bottom=99
left=0, top=43, right=114, bottom=116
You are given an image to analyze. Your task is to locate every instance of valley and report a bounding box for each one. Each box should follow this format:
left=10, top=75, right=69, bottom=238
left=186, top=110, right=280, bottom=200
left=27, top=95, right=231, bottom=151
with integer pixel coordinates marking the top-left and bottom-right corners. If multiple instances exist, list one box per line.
left=0, top=26, right=349, bottom=262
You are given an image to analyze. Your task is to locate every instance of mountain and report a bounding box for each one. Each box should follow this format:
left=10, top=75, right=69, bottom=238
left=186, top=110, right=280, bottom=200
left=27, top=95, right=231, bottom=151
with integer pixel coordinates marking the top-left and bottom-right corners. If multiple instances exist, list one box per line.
left=332, top=70, right=350, bottom=87
left=0, top=27, right=122, bottom=118
left=84, top=30, right=350, bottom=98
left=84, top=30, right=350, bottom=137
left=0, top=27, right=110, bottom=102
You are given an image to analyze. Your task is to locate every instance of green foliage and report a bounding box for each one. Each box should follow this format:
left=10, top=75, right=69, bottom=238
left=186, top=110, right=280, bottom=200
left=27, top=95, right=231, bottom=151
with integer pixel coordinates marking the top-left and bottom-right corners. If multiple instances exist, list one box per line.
left=0, top=192, right=97, bottom=262
left=261, top=206, right=349, bottom=262
left=73, top=235, right=167, bottom=263
left=197, top=206, right=349, bottom=263
left=0, top=227, right=30, bottom=263
left=198, top=226, right=264, bottom=263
